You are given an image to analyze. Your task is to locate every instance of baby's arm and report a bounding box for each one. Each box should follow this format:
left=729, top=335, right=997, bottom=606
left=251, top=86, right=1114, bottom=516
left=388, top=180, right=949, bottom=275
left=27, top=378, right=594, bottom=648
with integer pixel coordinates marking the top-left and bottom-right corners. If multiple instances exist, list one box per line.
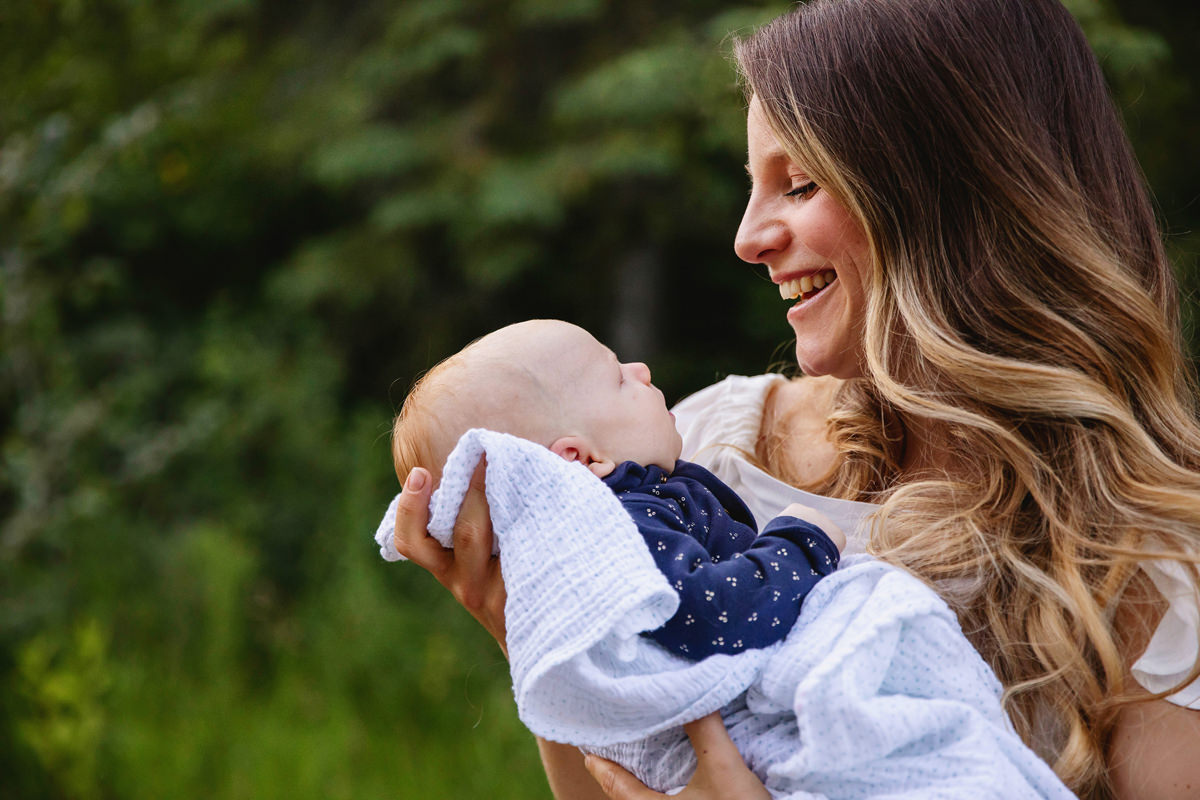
left=773, top=502, right=846, bottom=551
left=634, top=498, right=842, bottom=659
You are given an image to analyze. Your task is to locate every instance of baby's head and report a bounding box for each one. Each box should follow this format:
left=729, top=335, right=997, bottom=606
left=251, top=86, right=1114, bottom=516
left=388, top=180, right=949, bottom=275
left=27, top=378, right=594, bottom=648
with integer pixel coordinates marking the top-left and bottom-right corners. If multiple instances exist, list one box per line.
left=392, top=320, right=682, bottom=486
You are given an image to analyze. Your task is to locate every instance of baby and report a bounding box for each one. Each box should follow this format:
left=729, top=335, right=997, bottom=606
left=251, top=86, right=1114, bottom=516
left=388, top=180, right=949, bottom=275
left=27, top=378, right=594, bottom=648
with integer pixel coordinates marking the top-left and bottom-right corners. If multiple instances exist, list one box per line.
left=391, top=319, right=844, bottom=659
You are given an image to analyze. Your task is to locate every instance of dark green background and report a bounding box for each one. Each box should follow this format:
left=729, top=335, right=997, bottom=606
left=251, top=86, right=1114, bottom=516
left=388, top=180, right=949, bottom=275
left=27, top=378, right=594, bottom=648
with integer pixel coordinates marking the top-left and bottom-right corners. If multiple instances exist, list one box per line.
left=2, top=1, right=1197, bottom=797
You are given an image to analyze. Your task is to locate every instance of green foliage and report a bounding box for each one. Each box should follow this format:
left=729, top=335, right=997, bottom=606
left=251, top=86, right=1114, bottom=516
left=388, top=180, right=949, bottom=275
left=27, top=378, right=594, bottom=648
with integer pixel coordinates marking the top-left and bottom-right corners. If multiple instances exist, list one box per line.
left=1, top=1, right=1196, bottom=797
left=15, top=621, right=111, bottom=800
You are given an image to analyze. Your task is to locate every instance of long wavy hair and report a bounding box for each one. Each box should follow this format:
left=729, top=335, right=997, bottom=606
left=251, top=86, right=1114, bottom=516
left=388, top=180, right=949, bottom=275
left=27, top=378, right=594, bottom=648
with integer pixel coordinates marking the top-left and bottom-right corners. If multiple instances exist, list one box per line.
left=737, top=0, right=1200, bottom=795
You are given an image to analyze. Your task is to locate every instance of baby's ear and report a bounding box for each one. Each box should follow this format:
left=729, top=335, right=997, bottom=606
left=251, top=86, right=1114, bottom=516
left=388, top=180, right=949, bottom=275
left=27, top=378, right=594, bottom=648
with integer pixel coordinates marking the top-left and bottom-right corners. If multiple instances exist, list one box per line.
left=549, top=435, right=593, bottom=465
left=550, top=436, right=616, bottom=479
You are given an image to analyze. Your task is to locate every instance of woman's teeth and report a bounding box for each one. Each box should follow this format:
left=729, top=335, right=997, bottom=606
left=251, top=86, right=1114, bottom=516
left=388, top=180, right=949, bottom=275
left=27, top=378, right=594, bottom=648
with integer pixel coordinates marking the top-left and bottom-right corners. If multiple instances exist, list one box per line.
left=779, top=271, right=837, bottom=301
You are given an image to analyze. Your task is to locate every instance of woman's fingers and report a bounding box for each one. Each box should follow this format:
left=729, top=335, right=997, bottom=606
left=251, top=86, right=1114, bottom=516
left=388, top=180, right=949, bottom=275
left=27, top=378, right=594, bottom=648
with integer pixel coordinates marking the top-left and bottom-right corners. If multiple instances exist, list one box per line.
left=582, top=715, right=768, bottom=800
left=392, top=459, right=508, bottom=652
left=452, top=458, right=508, bottom=649
left=452, top=459, right=495, bottom=608
left=683, top=713, right=771, bottom=799
left=393, top=467, right=452, bottom=574
left=584, top=755, right=665, bottom=800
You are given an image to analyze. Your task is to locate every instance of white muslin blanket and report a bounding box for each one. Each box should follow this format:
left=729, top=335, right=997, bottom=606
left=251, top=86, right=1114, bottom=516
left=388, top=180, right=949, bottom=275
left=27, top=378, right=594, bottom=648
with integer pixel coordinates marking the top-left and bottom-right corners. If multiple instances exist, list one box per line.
left=375, top=429, right=1074, bottom=798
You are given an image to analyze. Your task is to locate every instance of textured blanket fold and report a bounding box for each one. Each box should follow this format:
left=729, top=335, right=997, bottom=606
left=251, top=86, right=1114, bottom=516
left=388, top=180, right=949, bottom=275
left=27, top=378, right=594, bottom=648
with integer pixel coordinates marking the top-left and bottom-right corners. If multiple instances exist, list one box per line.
left=376, top=429, right=1073, bottom=798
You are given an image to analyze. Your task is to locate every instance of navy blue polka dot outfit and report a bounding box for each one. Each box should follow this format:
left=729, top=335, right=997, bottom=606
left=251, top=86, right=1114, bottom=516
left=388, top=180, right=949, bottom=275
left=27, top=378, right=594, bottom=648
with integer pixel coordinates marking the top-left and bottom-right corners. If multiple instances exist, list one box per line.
left=602, top=460, right=840, bottom=660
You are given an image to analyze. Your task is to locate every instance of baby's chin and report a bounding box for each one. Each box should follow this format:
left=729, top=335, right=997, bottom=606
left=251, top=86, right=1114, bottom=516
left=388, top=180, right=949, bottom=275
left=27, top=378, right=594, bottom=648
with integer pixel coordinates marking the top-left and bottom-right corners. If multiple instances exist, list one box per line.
left=668, top=437, right=684, bottom=466
left=657, top=450, right=683, bottom=473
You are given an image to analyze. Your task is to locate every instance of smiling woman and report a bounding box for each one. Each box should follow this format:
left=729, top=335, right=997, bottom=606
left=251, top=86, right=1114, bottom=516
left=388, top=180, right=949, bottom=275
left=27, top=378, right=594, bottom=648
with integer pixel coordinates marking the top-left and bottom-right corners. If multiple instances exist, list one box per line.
left=735, top=96, right=871, bottom=380
left=726, top=1, right=1200, bottom=797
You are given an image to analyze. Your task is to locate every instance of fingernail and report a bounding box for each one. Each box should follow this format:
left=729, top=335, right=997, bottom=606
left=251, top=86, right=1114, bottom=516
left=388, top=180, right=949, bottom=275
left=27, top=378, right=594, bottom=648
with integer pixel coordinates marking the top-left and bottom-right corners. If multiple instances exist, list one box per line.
left=405, top=468, right=426, bottom=492
left=583, top=754, right=594, bottom=770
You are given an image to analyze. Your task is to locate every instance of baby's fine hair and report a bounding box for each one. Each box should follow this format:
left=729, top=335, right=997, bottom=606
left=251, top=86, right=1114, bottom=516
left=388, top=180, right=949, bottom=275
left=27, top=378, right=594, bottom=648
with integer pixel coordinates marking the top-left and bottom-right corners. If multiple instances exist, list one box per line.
left=391, top=337, right=561, bottom=486
left=391, top=356, right=458, bottom=489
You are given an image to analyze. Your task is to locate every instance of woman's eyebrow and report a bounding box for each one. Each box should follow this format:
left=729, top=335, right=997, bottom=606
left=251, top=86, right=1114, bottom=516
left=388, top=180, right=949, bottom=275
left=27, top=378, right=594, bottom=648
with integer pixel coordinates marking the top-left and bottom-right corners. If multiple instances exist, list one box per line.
left=744, top=154, right=791, bottom=180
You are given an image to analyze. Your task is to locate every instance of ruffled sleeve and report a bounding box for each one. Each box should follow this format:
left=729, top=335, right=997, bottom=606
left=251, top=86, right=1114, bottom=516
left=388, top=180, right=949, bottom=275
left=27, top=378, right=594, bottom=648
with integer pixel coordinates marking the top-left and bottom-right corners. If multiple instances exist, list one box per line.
left=1132, top=558, right=1200, bottom=708
left=672, top=374, right=781, bottom=467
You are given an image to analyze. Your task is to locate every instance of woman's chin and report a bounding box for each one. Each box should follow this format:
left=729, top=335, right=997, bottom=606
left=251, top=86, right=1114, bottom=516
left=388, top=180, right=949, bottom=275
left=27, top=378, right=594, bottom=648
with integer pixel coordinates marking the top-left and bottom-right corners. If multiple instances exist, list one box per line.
left=793, top=345, right=863, bottom=380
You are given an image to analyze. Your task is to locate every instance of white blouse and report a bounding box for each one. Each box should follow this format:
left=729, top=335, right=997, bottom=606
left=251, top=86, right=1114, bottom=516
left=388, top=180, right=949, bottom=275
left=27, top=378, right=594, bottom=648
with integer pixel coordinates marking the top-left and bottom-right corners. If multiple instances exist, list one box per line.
left=672, top=374, right=1200, bottom=708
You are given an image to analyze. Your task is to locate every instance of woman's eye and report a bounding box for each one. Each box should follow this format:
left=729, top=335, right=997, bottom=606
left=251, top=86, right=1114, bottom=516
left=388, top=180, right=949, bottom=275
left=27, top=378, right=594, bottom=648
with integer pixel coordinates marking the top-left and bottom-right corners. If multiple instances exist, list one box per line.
left=785, top=181, right=817, bottom=198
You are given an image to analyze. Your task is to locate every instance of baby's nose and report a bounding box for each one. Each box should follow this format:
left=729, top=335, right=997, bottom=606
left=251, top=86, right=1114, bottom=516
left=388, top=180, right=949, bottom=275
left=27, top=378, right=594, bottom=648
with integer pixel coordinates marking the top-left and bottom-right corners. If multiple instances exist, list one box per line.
left=628, top=362, right=652, bottom=384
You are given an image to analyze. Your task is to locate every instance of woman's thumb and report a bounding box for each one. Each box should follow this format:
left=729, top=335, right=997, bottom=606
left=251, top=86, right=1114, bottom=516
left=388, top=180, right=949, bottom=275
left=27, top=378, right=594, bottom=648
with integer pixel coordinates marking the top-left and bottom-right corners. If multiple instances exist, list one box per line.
left=683, top=712, right=741, bottom=767
left=584, top=753, right=661, bottom=800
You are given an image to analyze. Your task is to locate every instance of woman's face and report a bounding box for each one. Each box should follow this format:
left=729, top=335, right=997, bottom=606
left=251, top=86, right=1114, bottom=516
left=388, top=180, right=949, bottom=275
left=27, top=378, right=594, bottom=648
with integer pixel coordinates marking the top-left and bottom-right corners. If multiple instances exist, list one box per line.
left=734, top=96, right=871, bottom=380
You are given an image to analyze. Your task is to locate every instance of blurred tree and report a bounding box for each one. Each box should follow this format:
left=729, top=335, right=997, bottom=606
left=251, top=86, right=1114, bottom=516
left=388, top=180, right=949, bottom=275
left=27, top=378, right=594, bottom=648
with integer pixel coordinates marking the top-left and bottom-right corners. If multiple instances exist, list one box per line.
left=1058, top=0, right=1199, bottom=340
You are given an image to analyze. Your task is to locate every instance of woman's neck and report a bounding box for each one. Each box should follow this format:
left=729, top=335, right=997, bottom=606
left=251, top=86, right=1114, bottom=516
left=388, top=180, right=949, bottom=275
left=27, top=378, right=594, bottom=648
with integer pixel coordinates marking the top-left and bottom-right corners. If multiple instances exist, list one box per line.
left=896, top=411, right=953, bottom=483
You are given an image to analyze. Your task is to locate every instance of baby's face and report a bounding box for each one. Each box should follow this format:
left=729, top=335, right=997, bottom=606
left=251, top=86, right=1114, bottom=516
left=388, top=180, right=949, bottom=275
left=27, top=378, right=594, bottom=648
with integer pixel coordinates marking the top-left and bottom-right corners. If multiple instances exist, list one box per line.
left=489, top=321, right=683, bottom=472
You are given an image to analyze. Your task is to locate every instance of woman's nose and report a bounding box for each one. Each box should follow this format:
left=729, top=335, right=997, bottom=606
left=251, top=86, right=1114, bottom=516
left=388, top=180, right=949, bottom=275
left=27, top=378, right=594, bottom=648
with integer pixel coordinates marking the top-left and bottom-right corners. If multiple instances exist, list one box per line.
left=734, top=197, right=789, bottom=264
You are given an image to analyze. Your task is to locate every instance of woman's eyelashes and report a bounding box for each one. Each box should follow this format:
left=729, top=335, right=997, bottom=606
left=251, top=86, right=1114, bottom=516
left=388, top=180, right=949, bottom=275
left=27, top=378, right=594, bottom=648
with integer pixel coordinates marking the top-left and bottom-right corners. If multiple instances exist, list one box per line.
left=785, top=181, right=818, bottom=199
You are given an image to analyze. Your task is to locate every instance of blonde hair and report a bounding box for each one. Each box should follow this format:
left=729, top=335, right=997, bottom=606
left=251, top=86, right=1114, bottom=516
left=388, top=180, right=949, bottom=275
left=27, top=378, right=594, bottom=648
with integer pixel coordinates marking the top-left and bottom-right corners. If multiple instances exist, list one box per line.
left=391, top=354, right=464, bottom=488
left=391, top=326, right=563, bottom=486
left=737, top=1, right=1200, bottom=796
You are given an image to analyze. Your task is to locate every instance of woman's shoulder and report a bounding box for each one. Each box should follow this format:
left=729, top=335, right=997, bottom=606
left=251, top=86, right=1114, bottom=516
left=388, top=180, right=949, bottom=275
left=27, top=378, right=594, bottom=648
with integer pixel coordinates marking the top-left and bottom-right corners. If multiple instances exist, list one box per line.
left=765, top=374, right=841, bottom=425
left=760, top=375, right=841, bottom=488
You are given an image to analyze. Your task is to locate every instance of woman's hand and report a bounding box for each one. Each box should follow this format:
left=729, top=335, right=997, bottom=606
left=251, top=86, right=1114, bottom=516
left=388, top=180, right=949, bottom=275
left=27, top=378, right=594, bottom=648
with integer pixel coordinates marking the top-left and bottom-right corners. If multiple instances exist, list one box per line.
left=583, top=713, right=770, bottom=800
left=393, top=462, right=508, bottom=656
